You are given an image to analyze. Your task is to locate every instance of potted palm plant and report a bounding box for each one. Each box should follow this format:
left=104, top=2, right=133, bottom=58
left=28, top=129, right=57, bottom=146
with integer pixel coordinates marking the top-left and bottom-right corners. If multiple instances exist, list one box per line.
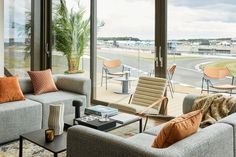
left=53, top=0, right=90, bottom=74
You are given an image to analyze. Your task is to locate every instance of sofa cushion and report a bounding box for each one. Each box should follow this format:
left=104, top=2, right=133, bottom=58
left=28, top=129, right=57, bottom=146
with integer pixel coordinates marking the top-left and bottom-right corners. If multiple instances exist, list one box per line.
left=128, top=133, right=156, bottom=147
left=0, top=99, right=42, bottom=144
left=144, top=123, right=166, bottom=136
left=152, top=110, right=202, bottom=148
left=0, top=76, right=25, bottom=103
left=28, top=69, right=58, bottom=95
left=25, top=90, right=87, bottom=128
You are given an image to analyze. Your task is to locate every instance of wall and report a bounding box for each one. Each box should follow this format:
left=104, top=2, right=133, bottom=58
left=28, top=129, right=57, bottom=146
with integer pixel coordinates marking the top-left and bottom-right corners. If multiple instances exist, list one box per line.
left=0, top=0, right=3, bottom=75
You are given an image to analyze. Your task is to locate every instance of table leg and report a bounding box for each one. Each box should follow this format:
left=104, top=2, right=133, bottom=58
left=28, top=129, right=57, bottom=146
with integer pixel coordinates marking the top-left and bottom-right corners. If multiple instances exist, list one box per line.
left=19, top=136, right=23, bottom=157
left=54, top=153, right=58, bottom=157
left=139, top=119, right=143, bottom=133
left=122, top=80, right=129, bottom=94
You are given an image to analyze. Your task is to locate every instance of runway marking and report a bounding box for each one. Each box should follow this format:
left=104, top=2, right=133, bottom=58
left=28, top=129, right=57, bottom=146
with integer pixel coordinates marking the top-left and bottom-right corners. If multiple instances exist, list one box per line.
left=177, top=66, right=201, bottom=73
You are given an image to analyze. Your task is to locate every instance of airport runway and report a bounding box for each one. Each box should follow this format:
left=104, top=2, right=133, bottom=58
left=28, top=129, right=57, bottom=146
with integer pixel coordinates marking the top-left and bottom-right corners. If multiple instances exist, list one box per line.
left=97, top=51, right=234, bottom=88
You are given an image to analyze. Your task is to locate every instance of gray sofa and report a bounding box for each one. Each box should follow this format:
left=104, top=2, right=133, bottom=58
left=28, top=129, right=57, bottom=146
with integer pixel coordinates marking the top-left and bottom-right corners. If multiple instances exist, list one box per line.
left=67, top=94, right=236, bottom=157
left=0, top=74, right=91, bottom=144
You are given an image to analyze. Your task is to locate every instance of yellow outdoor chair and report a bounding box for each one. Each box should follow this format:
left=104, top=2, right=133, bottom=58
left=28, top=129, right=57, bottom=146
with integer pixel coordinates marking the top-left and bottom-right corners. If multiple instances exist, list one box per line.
left=201, top=67, right=236, bottom=95
left=109, top=76, right=170, bottom=131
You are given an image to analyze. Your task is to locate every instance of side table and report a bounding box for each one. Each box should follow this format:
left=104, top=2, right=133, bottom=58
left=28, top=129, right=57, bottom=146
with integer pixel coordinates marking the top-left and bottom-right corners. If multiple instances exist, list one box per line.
left=113, top=77, right=137, bottom=94
left=19, top=130, right=67, bottom=157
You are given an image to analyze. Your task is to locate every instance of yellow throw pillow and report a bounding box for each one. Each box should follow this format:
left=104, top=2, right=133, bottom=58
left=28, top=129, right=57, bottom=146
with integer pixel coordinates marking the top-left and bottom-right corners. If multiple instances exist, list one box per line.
left=28, top=69, right=58, bottom=95
left=152, top=110, right=202, bottom=148
left=0, top=76, right=25, bottom=103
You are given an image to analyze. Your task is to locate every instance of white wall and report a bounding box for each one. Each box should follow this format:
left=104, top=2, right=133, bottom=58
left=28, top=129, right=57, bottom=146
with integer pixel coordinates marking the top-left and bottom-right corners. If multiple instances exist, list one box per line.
left=0, top=0, right=3, bottom=75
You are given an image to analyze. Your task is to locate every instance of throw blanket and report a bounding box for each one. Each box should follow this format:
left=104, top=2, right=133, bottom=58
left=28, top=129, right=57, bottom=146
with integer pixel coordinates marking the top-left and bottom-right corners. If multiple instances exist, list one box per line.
left=193, top=94, right=236, bottom=128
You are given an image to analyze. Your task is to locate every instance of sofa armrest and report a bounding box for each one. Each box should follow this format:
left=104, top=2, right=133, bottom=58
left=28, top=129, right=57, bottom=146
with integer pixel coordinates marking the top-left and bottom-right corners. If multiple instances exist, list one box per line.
left=67, top=126, right=179, bottom=157
left=182, top=94, right=198, bottom=114
left=55, top=75, right=91, bottom=106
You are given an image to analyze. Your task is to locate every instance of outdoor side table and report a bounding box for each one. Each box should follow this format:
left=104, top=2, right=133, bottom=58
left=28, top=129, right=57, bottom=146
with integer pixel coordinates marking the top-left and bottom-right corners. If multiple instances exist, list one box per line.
left=113, top=77, right=137, bottom=94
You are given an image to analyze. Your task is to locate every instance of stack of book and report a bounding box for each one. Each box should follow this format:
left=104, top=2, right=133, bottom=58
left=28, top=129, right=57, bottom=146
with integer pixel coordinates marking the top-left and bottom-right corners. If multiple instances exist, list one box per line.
left=85, top=105, right=119, bottom=117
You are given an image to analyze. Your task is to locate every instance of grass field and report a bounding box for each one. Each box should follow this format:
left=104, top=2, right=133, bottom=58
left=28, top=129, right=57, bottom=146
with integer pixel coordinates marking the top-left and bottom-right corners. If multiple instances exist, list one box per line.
left=203, top=60, right=236, bottom=76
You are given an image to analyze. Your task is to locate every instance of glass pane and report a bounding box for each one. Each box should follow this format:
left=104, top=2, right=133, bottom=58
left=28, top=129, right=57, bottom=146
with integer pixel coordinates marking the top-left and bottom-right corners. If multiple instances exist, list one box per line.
left=4, top=0, right=31, bottom=77
left=96, top=0, right=155, bottom=102
left=168, top=0, right=236, bottom=94
left=51, top=0, right=90, bottom=78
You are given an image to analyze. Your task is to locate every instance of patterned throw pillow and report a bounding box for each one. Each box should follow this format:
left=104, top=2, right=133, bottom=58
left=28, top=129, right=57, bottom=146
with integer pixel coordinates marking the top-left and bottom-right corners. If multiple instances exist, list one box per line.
left=0, top=76, right=25, bottom=103
left=152, top=110, right=202, bottom=148
left=28, top=69, right=58, bottom=95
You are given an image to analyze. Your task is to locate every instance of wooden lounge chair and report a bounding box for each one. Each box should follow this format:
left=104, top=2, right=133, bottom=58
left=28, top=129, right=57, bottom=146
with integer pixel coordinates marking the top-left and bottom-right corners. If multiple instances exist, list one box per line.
left=109, top=76, right=170, bottom=131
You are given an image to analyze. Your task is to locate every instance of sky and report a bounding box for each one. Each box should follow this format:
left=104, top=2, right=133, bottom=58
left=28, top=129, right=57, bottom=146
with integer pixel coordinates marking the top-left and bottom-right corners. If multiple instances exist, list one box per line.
left=4, top=0, right=236, bottom=41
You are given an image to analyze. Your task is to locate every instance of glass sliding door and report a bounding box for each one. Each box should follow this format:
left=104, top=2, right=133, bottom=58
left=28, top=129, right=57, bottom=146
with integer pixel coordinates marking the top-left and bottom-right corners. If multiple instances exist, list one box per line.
left=167, top=0, right=236, bottom=94
left=51, top=0, right=90, bottom=77
left=4, top=0, right=31, bottom=76
left=95, top=0, right=155, bottom=103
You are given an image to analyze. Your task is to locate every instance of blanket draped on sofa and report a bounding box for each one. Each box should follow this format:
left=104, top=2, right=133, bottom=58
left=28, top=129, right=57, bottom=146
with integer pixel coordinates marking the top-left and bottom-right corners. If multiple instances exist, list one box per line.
left=193, top=94, right=236, bottom=128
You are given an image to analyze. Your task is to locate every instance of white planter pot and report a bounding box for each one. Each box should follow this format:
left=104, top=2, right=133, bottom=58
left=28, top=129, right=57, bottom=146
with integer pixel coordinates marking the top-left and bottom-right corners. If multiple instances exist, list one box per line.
left=48, top=103, right=64, bottom=135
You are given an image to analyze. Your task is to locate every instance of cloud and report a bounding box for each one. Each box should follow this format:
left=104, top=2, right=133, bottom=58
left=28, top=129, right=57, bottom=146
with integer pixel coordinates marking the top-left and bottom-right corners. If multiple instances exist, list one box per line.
left=169, top=0, right=236, bottom=8
left=98, top=0, right=155, bottom=40
left=168, top=3, right=236, bottom=39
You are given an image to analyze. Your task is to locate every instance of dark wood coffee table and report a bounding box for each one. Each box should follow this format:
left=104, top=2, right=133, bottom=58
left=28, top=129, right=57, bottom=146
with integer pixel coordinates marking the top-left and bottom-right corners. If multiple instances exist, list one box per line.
left=65, top=113, right=143, bottom=133
left=19, top=129, right=67, bottom=157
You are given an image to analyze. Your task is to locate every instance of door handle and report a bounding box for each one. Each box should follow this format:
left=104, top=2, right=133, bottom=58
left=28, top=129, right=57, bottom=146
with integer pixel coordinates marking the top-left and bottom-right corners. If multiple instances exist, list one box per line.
left=159, top=46, right=163, bottom=67
left=155, top=46, right=163, bottom=67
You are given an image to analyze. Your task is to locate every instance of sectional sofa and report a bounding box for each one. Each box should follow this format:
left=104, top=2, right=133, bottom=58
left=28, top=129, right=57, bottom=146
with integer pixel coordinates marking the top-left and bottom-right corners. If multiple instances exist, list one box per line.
left=0, top=74, right=91, bottom=144
left=67, top=94, right=236, bottom=157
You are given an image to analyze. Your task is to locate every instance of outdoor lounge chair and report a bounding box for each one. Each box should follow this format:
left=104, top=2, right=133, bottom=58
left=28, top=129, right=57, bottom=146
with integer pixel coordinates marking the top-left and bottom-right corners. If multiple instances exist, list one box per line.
left=167, top=64, right=176, bottom=98
left=101, top=59, right=127, bottom=90
left=109, top=76, right=170, bottom=131
left=201, top=67, right=236, bottom=95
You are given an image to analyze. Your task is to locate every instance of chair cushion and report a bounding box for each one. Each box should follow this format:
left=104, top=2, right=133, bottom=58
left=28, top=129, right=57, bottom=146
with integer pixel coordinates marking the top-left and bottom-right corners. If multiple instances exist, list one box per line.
left=109, top=102, right=159, bottom=114
left=0, top=76, right=25, bottom=103
left=152, top=110, right=202, bottom=148
left=28, top=69, right=58, bottom=95
left=131, top=77, right=166, bottom=109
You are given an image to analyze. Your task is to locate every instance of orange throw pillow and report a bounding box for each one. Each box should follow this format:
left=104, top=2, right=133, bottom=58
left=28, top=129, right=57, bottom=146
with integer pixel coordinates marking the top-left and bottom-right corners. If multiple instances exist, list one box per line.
left=152, top=110, right=202, bottom=148
left=28, top=69, right=58, bottom=95
left=0, top=76, right=25, bottom=103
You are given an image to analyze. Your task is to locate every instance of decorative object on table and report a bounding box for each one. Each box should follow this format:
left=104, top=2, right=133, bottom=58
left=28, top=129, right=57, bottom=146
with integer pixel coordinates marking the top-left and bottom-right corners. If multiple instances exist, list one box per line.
left=48, top=103, right=64, bottom=135
left=85, top=105, right=119, bottom=117
left=75, top=115, right=116, bottom=131
left=110, top=113, right=140, bottom=124
left=45, top=129, right=55, bottom=142
left=99, top=113, right=110, bottom=122
left=72, top=100, right=83, bottom=119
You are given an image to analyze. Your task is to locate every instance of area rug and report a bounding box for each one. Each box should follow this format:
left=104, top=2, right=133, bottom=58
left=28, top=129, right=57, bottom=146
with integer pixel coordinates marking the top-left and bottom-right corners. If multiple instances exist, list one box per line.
left=0, top=122, right=155, bottom=157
